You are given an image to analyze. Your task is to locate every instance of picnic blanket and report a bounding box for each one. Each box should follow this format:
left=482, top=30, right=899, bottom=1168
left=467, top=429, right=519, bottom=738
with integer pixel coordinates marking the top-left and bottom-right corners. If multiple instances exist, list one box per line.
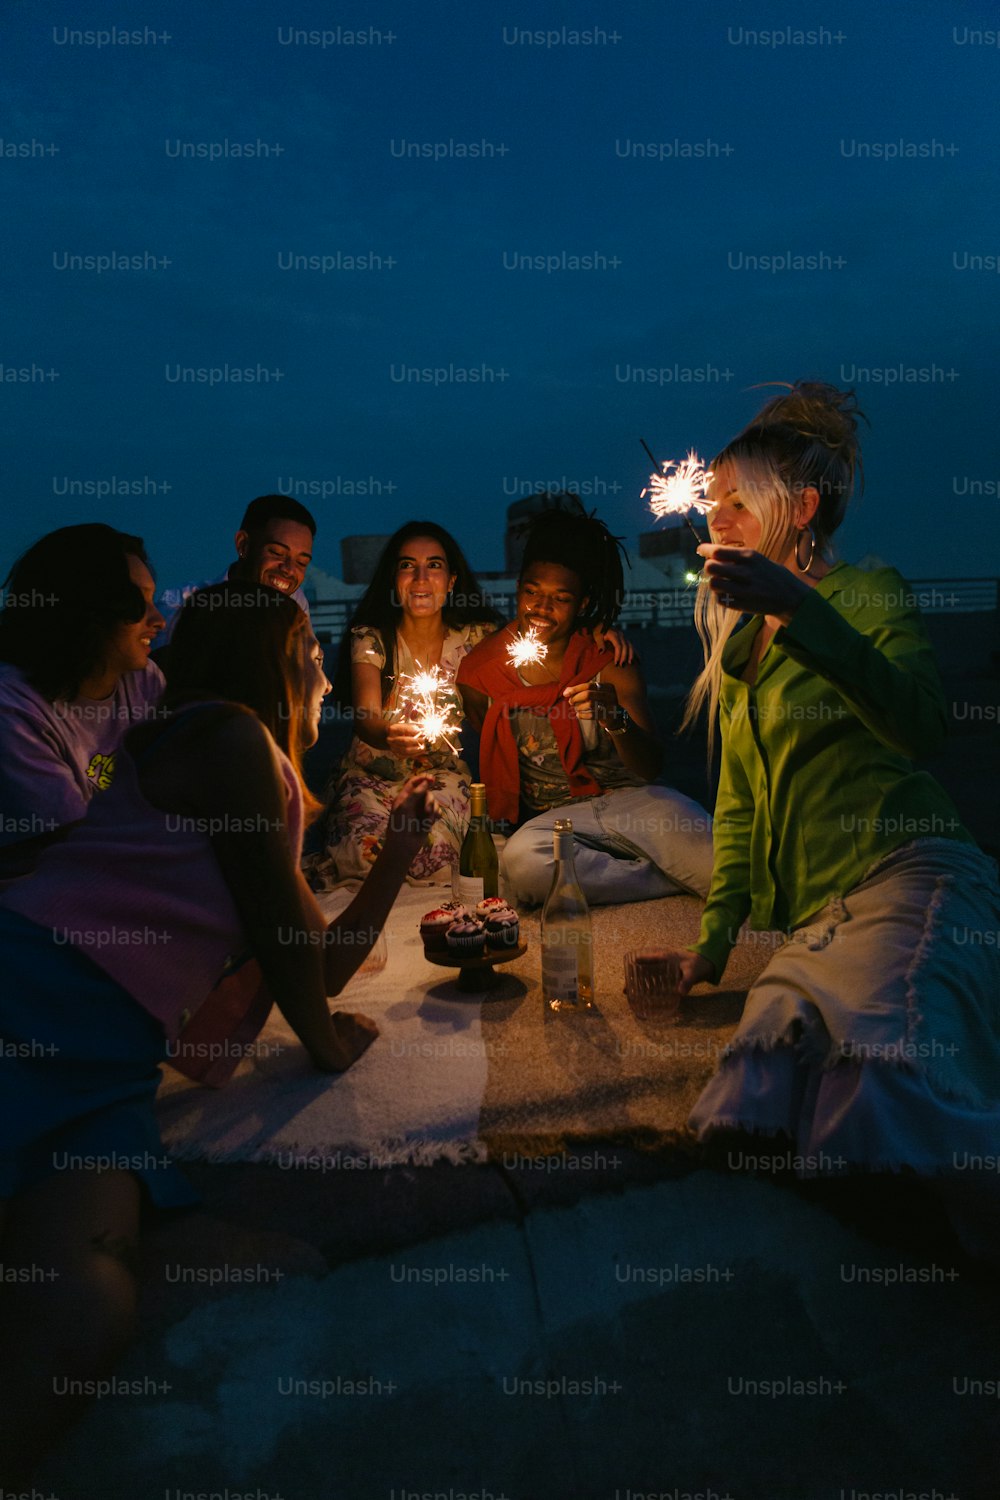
left=156, top=886, right=768, bottom=1166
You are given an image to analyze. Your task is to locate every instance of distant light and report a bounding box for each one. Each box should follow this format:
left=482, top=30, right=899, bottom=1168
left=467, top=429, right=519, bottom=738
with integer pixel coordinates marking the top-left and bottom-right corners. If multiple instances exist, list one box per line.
left=684, top=571, right=699, bottom=584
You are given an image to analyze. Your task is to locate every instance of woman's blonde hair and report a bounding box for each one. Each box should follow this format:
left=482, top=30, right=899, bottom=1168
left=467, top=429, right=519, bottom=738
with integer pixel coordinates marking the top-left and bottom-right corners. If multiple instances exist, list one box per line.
left=681, top=381, right=867, bottom=761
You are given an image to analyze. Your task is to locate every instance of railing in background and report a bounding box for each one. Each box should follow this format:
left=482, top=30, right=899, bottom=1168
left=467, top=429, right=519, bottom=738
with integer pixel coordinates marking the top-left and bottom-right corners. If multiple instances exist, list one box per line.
left=308, top=577, right=999, bottom=643
left=905, top=578, right=998, bottom=613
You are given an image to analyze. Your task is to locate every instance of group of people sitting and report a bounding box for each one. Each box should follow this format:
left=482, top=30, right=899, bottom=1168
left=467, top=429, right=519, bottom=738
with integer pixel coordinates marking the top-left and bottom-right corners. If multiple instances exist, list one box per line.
left=307, top=508, right=714, bottom=907
left=1, top=380, right=999, bottom=1480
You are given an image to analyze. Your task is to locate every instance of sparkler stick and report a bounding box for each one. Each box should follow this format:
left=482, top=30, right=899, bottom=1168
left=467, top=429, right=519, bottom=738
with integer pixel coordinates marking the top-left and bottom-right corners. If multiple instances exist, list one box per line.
left=639, top=438, right=660, bottom=473
left=640, top=439, right=712, bottom=543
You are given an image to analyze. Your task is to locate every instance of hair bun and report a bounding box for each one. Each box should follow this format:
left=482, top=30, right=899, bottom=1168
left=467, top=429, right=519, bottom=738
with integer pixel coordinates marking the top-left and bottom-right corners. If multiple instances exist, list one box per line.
left=748, top=380, right=867, bottom=460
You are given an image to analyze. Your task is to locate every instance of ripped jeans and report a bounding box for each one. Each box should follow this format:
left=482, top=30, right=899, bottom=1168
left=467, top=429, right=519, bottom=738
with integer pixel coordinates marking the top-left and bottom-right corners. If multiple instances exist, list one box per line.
left=502, top=784, right=715, bottom=907
left=689, top=838, right=1000, bottom=1174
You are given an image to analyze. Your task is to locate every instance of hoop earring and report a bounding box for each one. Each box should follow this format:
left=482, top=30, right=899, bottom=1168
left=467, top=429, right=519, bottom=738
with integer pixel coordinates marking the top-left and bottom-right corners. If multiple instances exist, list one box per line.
left=795, top=525, right=817, bottom=575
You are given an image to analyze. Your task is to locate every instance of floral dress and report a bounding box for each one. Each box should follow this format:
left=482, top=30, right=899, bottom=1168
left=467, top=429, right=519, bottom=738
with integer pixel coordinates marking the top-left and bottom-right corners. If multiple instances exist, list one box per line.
left=309, top=622, right=497, bottom=886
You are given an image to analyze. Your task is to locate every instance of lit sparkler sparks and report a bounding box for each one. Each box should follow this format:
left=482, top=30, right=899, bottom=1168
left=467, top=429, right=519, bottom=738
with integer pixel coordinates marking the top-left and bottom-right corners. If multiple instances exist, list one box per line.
left=643, top=448, right=714, bottom=523
left=407, top=668, right=445, bottom=701
left=396, top=663, right=462, bottom=754
left=505, top=626, right=549, bottom=670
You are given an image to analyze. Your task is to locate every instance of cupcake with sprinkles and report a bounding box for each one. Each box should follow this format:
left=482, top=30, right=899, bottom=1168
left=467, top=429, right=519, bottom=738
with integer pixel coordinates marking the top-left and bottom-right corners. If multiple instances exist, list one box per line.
left=420, top=906, right=465, bottom=953
left=476, top=896, right=510, bottom=920
left=445, top=918, right=487, bottom=957
left=484, top=907, right=520, bottom=950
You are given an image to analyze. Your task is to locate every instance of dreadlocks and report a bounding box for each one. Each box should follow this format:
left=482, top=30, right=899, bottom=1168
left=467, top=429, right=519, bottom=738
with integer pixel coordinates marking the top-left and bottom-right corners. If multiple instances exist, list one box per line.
left=519, top=501, right=629, bottom=630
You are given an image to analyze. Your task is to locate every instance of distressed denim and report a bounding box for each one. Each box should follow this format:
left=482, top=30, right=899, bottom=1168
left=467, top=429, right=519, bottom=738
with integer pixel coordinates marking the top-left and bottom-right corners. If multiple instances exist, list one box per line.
left=689, top=838, right=1000, bottom=1175
left=502, top=784, right=714, bottom=907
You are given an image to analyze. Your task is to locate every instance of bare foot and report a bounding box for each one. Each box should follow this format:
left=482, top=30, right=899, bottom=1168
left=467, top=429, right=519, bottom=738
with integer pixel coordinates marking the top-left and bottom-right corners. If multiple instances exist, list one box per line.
left=321, top=1011, right=379, bottom=1072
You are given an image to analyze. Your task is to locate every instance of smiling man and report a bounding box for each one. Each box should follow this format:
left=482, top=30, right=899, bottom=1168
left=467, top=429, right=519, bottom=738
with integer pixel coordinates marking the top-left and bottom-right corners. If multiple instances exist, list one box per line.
left=225, top=494, right=316, bottom=608
left=158, top=495, right=317, bottom=649
left=457, top=508, right=713, bottom=906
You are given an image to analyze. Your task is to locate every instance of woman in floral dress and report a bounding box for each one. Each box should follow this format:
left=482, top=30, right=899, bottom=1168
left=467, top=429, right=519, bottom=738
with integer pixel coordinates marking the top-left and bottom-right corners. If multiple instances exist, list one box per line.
left=309, top=522, right=502, bottom=885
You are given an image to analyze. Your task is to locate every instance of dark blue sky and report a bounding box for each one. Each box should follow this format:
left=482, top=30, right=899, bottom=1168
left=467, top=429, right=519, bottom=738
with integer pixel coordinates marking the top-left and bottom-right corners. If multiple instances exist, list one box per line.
left=3, top=0, right=999, bottom=594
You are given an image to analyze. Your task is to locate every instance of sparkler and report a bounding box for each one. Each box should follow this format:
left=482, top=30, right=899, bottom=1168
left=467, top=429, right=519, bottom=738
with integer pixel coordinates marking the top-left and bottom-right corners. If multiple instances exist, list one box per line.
left=395, top=663, right=462, bottom=754
left=505, top=625, right=549, bottom=671
left=640, top=439, right=713, bottom=542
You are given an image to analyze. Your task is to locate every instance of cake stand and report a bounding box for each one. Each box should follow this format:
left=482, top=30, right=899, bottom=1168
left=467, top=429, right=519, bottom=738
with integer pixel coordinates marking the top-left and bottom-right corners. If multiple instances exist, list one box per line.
left=423, top=941, right=528, bottom=993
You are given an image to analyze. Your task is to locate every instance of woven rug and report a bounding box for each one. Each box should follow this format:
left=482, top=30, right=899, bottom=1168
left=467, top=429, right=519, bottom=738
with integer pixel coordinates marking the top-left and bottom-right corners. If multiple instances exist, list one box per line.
left=156, top=885, right=770, bottom=1166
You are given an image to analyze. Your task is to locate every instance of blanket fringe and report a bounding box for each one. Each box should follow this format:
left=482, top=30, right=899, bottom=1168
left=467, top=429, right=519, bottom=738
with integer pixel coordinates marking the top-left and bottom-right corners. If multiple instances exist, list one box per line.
left=161, top=1135, right=490, bottom=1169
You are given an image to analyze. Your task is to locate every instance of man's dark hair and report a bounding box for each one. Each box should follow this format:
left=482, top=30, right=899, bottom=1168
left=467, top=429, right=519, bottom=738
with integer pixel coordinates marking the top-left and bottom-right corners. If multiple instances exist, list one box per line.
left=240, top=494, right=317, bottom=537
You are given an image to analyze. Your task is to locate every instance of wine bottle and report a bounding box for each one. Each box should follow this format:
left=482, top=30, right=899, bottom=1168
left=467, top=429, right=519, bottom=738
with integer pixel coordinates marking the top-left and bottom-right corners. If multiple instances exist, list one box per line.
left=541, top=818, right=594, bottom=1010
left=456, top=782, right=499, bottom=905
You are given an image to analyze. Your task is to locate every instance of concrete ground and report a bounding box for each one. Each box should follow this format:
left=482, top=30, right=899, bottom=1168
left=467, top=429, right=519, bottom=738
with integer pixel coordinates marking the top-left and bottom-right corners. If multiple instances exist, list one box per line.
left=42, top=1153, right=1000, bottom=1498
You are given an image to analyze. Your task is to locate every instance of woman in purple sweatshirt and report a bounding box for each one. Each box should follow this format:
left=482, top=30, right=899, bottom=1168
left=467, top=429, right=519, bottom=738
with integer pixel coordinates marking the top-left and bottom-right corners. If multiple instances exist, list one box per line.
left=0, top=523, right=167, bottom=883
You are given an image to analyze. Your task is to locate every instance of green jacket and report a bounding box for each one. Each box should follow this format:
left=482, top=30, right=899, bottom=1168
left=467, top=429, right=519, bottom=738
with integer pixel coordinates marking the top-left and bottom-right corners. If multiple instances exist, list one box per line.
left=692, top=562, right=973, bottom=981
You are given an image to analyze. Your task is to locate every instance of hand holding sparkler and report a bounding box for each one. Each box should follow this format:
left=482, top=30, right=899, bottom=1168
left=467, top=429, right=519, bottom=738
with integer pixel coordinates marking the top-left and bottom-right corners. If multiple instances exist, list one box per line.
left=696, top=543, right=812, bottom=622
left=385, top=719, right=427, bottom=757
left=393, top=662, right=463, bottom=756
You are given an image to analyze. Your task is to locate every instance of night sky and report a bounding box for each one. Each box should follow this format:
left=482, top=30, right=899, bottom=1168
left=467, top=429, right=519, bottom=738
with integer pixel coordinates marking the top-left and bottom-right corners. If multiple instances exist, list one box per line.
left=4, top=0, right=1000, bottom=595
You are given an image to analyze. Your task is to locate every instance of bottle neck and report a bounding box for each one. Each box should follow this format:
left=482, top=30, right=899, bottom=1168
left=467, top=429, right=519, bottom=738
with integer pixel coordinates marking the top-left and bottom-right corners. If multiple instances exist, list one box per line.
left=553, top=838, right=576, bottom=872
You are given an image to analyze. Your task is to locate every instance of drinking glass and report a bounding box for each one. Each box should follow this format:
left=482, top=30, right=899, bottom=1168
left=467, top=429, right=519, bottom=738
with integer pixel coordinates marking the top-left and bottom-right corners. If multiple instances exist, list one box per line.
left=623, top=950, right=683, bottom=1023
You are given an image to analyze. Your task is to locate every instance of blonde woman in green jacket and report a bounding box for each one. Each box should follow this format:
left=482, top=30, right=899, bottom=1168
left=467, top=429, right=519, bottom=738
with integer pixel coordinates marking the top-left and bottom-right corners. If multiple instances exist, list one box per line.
left=658, top=382, right=1000, bottom=1190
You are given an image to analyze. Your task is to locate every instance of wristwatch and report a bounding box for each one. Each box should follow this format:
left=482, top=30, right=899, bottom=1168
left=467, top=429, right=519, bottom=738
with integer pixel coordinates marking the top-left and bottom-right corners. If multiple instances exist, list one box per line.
left=603, top=706, right=631, bottom=736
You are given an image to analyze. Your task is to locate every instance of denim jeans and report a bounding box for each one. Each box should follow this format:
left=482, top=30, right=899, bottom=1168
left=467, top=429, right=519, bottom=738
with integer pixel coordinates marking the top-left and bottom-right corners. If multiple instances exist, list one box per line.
left=501, top=784, right=714, bottom=907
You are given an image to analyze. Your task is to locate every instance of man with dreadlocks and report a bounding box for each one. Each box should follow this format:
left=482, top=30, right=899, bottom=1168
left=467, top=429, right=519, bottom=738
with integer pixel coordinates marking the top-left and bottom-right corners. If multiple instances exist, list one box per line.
left=457, top=505, right=714, bottom=906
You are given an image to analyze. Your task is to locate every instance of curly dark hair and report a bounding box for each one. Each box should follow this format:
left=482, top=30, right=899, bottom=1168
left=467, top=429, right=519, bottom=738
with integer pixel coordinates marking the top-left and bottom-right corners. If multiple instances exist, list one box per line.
left=331, top=520, right=502, bottom=708
left=520, top=503, right=629, bottom=630
left=0, top=523, right=151, bottom=701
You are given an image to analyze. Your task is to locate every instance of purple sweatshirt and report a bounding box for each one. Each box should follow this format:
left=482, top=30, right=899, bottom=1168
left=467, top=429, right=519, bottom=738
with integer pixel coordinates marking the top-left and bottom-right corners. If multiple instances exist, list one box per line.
left=2, top=726, right=304, bottom=1053
left=0, top=660, right=164, bottom=876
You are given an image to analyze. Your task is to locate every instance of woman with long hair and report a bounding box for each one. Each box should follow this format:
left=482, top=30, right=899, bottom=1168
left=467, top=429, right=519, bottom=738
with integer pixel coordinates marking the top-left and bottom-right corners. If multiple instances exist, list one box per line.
left=647, top=382, right=1000, bottom=1196
left=309, top=520, right=504, bottom=885
left=0, top=581, right=436, bottom=1482
left=0, top=523, right=166, bottom=880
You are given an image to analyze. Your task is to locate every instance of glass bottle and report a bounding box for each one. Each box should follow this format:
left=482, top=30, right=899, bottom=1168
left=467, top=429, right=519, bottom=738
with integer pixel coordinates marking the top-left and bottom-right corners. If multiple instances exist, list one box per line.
left=455, top=782, right=499, bottom=905
left=541, top=818, right=594, bottom=1010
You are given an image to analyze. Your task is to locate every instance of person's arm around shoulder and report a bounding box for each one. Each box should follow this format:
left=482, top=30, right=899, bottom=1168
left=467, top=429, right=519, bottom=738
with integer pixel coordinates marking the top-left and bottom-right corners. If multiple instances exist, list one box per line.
left=195, top=708, right=376, bottom=1072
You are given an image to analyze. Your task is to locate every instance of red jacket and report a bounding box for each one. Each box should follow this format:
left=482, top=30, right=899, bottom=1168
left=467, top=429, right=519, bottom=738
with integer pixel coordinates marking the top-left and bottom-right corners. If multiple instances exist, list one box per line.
left=457, top=626, right=614, bottom=822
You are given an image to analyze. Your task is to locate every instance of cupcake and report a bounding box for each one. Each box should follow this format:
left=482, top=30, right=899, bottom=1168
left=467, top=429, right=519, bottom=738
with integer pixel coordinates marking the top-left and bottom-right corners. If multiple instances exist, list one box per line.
left=445, top=918, right=487, bottom=957
left=420, top=907, right=462, bottom=953
left=484, top=908, right=520, bottom=950
left=476, top=896, right=510, bottom=919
